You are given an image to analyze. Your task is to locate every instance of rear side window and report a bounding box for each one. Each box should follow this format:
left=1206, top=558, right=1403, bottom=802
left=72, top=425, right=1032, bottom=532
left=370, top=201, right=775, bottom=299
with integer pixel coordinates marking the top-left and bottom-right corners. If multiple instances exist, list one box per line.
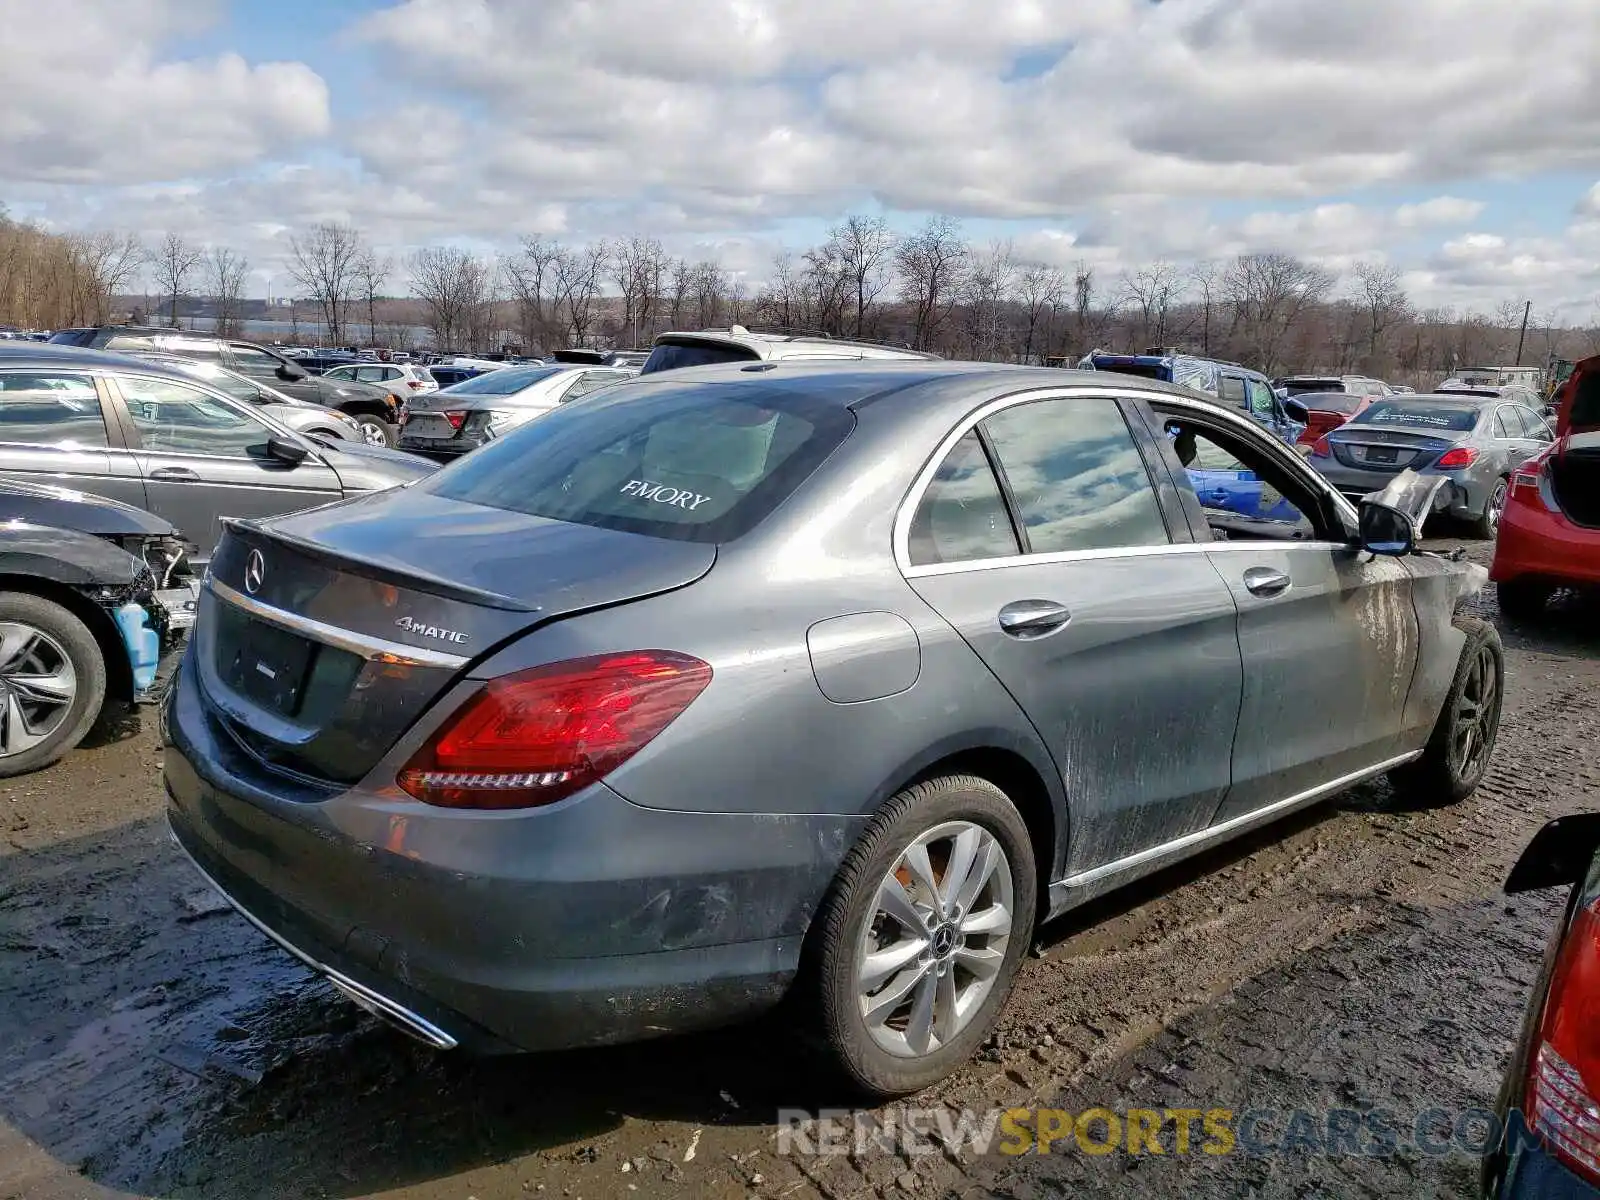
left=0, top=372, right=108, bottom=446
left=640, top=342, right=760, bottom=374
left=1219, top=377, right=1247, bottom=405
left=907, top=431, right=1020, bottom=566
left=980, top=398, right=1169, bottom=554
left=423, top=380, right=854, bottom=543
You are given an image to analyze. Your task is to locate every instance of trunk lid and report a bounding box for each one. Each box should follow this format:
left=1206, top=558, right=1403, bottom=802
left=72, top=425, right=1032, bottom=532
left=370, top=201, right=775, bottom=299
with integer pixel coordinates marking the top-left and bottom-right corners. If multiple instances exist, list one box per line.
left=1327, top=425, right=1467, bottom=472
left=1557, top=355, right=1600, bottom=440
left=194, top=487, right=715, bottom=787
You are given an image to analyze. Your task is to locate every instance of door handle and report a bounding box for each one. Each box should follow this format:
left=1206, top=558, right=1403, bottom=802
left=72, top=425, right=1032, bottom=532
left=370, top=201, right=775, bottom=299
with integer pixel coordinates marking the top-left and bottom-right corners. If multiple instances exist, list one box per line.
left=1243, top=566, right=1292, bottom=597
left=997, top=599, right=1072, bottom=638
left=148, top=466, right=200, bottom=481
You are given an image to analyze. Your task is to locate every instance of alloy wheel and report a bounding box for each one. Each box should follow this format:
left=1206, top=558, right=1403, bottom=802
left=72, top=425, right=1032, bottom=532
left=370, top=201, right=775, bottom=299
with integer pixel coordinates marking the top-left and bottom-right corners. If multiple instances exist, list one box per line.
left=855, top=820, right=1014, bottom=1058
left=360, top=421, right=389, bottom=446
left=0, top=622, right=78, bottom=758
left=1486, top=480, right=1507, bottom=533
left=1451, top=643, right=1499, bottom=781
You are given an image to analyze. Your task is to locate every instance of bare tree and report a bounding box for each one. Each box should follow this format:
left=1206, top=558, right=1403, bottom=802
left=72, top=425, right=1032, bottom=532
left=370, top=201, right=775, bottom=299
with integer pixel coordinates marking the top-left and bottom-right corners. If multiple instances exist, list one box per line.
left=76, top=232, right=144, bottom=323
left=504, top=235, right=565, bottom=352
left=612, top=236, right=666, bottom=349
left=1072, top=261, right=1098, bottom=355
left=353, top=249, right=392, bottom=346
left=668, top=258, right=694, bottom=328
left=691, top=259, right=730, bottom=329
left=1223, top=253, right=1336, bottom=375
left=961, top=240, right=1017, bottom=360
left=150, top=232, right=203, bottom=327
left=408, top=246, right=491, bottom=351
left=1016, top=263, right=1066, bottom=364
left=829, top=214, right=895, bottom=337
left=1122, top=260, right=1182, bottom=350
left=287, top=223, right=364, bottom=345
left=802, top=237, right=851, bottom=334
left=555, top=241, right=610, bottom=346
left=1188, top=260, right=1222, bottom=356
left=204, top=247, right=250, bottom=338
left=896, top=216, right=967, bottom=351
left=1351, top=260, right=1412, bottom=367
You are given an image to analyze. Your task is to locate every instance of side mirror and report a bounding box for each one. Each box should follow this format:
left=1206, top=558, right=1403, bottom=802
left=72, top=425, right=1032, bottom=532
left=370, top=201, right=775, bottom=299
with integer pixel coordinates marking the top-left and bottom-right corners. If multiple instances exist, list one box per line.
left=1357, top=499, right=1417, bottom=556
left=1281, top=397, right=1310, bottom=425
left=266, top=435, right=309, bottom=466
left=276, top=363, right=308, bottom=382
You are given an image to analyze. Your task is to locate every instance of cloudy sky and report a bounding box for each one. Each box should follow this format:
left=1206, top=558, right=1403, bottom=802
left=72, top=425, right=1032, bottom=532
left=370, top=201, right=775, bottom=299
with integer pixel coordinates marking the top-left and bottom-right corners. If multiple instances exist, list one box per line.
left=3, top=0, right=1599, bottom=318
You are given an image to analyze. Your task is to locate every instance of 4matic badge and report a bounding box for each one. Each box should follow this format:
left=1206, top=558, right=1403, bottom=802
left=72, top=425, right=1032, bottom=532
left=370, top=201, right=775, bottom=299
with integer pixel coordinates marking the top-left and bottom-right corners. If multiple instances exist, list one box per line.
left=394, top=615, right=470, bottom=644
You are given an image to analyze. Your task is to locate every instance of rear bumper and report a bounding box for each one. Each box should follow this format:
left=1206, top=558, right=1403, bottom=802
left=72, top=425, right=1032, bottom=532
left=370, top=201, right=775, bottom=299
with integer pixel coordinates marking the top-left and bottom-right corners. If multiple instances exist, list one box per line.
left=163, top=650, right=861, bottom=1053
left=1318, top=463, right=1476, bottom=515
left=1491, top=503, right=1600, bottom=586
left=1489, top=1129, right=1600, bottom=1199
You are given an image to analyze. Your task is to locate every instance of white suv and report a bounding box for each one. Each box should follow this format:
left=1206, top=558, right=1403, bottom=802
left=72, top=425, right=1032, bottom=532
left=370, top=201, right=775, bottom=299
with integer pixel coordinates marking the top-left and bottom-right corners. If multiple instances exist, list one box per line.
left=640, top=325, right=938, bottom=375
left=323, top=362, right=439, bottom=401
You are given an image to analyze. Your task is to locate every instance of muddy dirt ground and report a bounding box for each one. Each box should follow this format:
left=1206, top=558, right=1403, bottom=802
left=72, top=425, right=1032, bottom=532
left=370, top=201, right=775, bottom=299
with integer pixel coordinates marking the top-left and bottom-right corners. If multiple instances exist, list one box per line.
left=2, top=539, right=1597, bottom=1200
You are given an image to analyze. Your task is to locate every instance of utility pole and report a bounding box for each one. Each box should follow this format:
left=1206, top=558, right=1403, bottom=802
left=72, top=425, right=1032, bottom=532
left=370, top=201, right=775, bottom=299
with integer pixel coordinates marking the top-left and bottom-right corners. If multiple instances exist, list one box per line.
left=1516, top=299, right=1532, bottom=366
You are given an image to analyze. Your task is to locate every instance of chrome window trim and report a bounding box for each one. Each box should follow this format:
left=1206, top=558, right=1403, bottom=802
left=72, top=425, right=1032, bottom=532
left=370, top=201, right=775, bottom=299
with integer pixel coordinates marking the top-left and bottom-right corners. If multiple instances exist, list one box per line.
left=893, top=385, right=1359, bottom=577
left=208, top=577, right=470, bottom=669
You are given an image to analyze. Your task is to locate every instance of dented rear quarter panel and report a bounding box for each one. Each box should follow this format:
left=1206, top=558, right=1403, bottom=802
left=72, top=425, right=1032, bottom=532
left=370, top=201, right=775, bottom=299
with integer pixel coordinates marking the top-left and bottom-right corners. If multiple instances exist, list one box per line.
left=1401, top=552, right=1488, bottom=746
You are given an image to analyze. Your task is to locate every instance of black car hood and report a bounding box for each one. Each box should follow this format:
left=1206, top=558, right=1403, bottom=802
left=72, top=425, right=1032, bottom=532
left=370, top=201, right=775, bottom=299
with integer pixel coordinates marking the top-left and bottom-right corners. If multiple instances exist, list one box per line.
left=0, top=522, right=147, bottom=587
left=0, top=478, right=177, bottom=538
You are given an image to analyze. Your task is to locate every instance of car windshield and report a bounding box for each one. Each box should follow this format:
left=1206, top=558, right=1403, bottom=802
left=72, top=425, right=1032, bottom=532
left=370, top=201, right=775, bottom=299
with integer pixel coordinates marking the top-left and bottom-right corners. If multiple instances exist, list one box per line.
left=438, top=366, right=562, bottom=396
left=422, top=379, right=854, bottom=544
left=1351, top=401, right=1480, bottom=432
left=1283, top=380, right=1344, bottom=395
left=641, top=342, right=760, bottom=374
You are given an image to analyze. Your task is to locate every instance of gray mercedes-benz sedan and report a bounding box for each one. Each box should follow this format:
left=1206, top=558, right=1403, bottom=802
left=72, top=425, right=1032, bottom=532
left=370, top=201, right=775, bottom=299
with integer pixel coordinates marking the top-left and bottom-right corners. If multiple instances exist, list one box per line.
left=165, top=362, right=1500, bottom=1096
left=1310, top=392, right=1554, bottom=537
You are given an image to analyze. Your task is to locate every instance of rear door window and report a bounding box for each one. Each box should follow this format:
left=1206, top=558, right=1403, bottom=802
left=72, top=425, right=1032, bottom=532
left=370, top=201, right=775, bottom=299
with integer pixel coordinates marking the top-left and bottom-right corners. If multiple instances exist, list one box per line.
left=423, top=379, right=854, bottom=543
left=228, top=344, right=283, bottom=379
left=907, top=431, right=1020, bottom=566
left=0, top=372, right=109, bottom=446
left=980, top=398, right=1169, bottom=554
left=1492, top=409, right=1514, bottom=439
left=1218, top=376, right=1247, bottom=408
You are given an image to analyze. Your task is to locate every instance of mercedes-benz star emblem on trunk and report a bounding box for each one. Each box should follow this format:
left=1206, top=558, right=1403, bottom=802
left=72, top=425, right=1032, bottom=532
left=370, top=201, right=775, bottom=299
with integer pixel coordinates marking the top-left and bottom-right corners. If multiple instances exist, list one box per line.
left=244, top=549, right=265, bottom=595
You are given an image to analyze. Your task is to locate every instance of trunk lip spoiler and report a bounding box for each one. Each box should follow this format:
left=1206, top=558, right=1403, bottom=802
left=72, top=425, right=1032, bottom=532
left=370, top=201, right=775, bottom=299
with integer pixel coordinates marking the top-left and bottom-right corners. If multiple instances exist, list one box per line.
left=208, top=576, right=471, bottom=670
left=220, top=516, right=541, bottom=613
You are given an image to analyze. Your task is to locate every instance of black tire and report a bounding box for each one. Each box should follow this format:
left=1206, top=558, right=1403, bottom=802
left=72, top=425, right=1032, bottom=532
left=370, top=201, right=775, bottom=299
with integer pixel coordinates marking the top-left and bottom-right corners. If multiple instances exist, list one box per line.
left=0, top=593, right=108, bottom=778
left=1496, top=578, right=1554, bottom=622
left=1469, top=477, right=1509, bottom=539
left=1388, top=616, right=1503, bottom=805
left=800, top=775, right=1037, bottom=1098
left=353, top=415, right=396, bottom=447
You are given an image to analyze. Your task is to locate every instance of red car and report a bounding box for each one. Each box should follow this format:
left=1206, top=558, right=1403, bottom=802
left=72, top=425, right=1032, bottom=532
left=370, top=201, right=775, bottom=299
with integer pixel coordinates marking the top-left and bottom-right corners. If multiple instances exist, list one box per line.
left=1491, top=355, right=1600, bottom=618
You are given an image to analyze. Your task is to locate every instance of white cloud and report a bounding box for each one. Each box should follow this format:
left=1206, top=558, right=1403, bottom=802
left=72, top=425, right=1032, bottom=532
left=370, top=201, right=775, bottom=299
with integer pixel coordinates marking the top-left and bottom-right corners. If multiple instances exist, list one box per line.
left=3, top=0, right=1600, bottom=317
left=0, top=0, right=329, bottom=185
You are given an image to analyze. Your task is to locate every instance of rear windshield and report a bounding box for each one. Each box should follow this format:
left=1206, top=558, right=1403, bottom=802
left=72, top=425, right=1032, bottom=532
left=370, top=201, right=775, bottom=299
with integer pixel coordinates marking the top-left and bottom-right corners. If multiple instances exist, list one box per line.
left=423, top=380, right=854, bottom=543
left=640, top=341, right=760, bottom=374
left=1090, top=359, right=1167, bottom=381
left=1352, top=402, right=1480, bottom=432
left=1283, top=380, right=1345, bottom=395
left=1297, top=391, right=1361, bottom=415
left=47, top=328, right=97, bottom=347
left=439, top=366, right=560, bottom=395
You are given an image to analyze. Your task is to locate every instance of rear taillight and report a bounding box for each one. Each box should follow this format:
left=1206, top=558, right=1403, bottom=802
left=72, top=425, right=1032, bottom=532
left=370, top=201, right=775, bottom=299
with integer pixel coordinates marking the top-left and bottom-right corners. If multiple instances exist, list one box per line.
left=397, top=651, right=712, bottom=810
left=1526, top=899, right=1600, bottom=1183
left=1511, top=448, right=1555, bottom=506
left=1437, top=446, right=1478, bottom=468
left=443, top=410, right=467, bottom=430
left=407, top=380, right=428, bottom=390
left=1310, top=435, right=1331, bottom=458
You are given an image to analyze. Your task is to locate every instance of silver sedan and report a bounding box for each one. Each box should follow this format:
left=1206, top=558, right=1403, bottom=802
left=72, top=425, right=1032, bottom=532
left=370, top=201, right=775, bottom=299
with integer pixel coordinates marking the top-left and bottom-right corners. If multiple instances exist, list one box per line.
left=397, top=363, right=635, bottom=459
left=1309, top=392, right=1555, bottom=536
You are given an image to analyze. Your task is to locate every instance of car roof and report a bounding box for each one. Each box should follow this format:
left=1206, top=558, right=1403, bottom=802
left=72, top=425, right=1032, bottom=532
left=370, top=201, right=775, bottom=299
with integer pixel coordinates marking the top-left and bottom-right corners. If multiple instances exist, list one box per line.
left=0, top=342, right=230, bottom=380
left=653, top=326, right=937, bottom=361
